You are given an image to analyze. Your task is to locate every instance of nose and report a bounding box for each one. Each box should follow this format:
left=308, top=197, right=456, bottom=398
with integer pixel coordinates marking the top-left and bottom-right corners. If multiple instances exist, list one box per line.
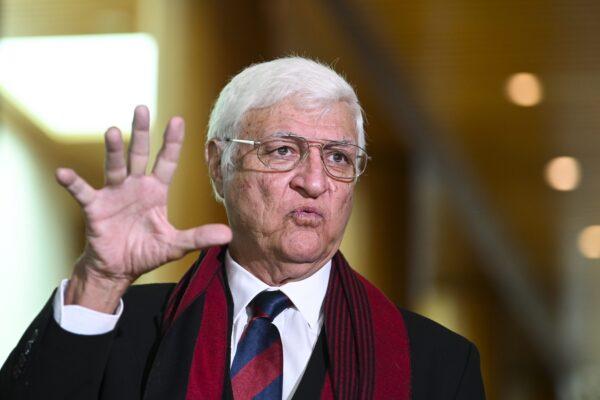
left=289, top=146, right=328, bottom=198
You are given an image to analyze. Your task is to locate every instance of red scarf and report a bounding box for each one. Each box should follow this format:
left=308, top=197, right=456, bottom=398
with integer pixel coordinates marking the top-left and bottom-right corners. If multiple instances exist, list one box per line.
left=161, top=246, right=411, bottom=399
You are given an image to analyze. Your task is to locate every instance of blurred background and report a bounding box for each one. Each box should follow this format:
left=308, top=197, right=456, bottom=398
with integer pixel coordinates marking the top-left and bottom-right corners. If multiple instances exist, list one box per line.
left=1, top=1, right=599, bottom=398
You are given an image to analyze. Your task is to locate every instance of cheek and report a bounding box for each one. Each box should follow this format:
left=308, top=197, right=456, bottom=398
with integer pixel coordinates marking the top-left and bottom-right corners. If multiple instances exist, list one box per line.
left=332, top=190, right=354, bottom=230
left=226, top=174, right=283, bottom=225
left=225, top=176, right=256, bottom=220
left=255, top=173, right=292, bottom=206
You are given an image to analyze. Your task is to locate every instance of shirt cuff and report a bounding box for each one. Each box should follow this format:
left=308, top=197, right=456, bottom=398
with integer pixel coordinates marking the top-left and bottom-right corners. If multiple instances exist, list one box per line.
left=52, top=278, right=124, bottom=335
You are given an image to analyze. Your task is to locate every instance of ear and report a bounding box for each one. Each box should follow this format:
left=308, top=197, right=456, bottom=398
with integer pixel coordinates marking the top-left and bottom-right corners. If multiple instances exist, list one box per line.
left=205, top=140, right=225, bottom=198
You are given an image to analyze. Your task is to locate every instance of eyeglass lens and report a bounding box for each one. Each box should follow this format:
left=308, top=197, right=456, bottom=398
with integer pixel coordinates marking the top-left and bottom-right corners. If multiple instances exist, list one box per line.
left=256, top=136, right=366, bottom=179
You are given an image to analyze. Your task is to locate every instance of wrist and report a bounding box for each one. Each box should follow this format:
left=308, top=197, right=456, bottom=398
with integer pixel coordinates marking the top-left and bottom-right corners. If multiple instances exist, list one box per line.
left=65, top=265, right=131, bottom=313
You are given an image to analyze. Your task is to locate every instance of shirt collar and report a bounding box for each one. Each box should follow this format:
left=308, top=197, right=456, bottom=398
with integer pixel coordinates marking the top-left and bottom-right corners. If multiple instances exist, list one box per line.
left=225, top=251, right=331, bottom=331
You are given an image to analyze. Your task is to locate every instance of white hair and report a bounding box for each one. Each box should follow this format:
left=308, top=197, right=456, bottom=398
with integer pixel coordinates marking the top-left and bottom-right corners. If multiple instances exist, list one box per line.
left=206, top=56, right=365, bottom=200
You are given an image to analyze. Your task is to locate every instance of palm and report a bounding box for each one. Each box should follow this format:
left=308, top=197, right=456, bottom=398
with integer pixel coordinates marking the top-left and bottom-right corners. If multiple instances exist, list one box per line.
left=56, top=106, right=231, bottom=284
left=84, top=176, right=173, bottom=279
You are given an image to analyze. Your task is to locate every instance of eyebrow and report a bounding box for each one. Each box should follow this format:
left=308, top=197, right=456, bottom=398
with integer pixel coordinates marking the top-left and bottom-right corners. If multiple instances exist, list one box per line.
left=270, top=131, right=354, bottom=145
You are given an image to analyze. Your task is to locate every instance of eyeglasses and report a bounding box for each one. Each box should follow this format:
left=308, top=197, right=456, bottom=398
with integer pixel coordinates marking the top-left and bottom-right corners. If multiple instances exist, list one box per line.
left=222, top=133, right=369, bottom=181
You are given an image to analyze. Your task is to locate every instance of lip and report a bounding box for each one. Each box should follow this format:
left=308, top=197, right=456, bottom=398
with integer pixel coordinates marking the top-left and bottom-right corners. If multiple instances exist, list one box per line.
left=290, top=206, right=324, bottom=217
left=288, top=206, right=325, bottom=226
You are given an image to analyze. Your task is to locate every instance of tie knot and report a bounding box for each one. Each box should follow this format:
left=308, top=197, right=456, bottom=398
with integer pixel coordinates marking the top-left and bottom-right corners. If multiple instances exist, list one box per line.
left=250, top=290, right=292, bottom=321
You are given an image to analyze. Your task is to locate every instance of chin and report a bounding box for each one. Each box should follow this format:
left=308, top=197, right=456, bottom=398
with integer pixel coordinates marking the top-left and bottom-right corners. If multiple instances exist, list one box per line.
left=277, top=230, right=331, bottom=264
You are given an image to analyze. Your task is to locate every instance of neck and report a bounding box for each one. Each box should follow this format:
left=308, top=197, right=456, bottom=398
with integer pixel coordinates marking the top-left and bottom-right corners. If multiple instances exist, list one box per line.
left=228, top=243, right=334, bottom=286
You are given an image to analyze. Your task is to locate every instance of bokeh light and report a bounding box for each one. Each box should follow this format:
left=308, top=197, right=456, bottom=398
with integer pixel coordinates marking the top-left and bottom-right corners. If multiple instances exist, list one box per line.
left=505, top=72, right=543, bottom=107
left=578, top=225, right=600, bottom=259
left=544, top=156, right=581, bottom=191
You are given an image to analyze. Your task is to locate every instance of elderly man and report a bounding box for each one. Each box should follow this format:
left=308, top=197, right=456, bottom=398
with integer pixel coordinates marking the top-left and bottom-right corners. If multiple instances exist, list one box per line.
left=1, top=57, right=485, bottom=399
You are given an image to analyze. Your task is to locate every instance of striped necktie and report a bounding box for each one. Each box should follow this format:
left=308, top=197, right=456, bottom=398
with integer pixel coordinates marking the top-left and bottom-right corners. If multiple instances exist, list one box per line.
left=230, top=290, right=292, bottom=400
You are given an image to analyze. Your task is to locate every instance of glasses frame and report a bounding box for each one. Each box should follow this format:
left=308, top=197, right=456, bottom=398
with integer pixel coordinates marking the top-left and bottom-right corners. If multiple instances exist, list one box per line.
left=221, top=133, right=369, bottom=181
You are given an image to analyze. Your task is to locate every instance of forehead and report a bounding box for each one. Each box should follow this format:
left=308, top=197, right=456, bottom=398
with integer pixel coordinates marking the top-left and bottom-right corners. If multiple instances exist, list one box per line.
left=241, top=99, right=357, bottom=143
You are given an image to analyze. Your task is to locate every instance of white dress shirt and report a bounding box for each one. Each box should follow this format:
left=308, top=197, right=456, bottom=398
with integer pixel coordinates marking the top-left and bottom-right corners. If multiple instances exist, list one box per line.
left=53, top=279, right=123, bottom=335
left=53, top=252, right=331, bottom=400
left=226, top=252, right=330, bottom=399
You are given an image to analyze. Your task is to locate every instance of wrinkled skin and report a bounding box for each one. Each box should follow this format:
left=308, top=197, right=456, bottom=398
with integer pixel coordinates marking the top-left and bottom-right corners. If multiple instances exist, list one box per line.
left=207, top=99, right=357, bottom=285
left=61, top=98, right=358, bottom=312
left=58, top=106, right=232, bottom=312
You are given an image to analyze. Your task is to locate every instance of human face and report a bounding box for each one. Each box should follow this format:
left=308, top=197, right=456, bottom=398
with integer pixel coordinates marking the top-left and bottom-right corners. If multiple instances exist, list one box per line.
left=222, top=99, right=357, bottom=283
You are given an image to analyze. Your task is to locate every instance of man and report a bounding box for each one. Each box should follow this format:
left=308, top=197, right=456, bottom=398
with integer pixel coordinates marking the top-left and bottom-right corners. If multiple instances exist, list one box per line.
left=0, top=57, right=485, bottom=399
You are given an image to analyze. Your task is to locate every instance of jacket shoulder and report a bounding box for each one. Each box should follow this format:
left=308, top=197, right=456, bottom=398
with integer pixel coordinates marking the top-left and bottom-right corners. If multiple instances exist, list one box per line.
left=400, top=308, right=473, bottom=352
left=399, top=308, right=485, bottom=399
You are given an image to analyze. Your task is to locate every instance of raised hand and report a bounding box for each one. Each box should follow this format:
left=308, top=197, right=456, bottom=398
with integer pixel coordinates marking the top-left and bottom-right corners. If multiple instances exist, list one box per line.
left=56, top=106, right=232, bottom=312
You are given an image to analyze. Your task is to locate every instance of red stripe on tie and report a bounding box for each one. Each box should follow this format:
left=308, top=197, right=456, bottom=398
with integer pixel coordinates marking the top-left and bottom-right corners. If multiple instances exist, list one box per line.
left=231, top=341, right=283, bottom=400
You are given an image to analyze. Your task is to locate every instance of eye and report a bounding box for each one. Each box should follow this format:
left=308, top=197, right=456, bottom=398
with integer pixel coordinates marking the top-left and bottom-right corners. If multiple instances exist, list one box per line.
left=275, top=146, right=293, bottom=156
left=326, top=149, right=352, bottom=165
left=331, top=151, right=349, bottom=164
left=259, top=139, right=300, bottom=160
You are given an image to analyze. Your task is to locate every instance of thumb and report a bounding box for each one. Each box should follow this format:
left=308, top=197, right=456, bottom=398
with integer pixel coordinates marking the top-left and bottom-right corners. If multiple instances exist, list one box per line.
left=174, top=224, right=233, bottom=253
left=55, top=168, right=96, bottom=206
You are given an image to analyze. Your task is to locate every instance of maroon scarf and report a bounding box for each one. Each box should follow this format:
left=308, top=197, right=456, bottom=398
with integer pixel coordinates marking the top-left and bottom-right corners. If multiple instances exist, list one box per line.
left=161, top=246, right=411, bottom=399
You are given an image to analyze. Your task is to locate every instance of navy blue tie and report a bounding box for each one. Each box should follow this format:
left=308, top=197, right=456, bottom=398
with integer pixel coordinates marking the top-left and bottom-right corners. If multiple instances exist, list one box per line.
left=230, top=290, right=292, bottom=400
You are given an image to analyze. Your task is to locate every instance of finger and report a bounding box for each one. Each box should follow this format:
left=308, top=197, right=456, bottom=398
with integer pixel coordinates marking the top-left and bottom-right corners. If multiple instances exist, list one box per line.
left=128, top=105, right=151, bottom=176
left=104, top=127, right=127, bottom=185
left=174, top=224, right=232, bottom=253
left=55, top=168, right=96, bottom=206
left=152, top=117, right=185, bottom=185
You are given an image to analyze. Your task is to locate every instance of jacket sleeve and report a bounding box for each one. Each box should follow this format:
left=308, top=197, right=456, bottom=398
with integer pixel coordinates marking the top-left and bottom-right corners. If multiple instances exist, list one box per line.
left=0, top=290, right=117, bottom=400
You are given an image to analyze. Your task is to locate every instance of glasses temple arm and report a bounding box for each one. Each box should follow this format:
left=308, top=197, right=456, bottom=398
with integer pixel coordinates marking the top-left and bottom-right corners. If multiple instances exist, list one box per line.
left=225, top=138, right=257, bottom=145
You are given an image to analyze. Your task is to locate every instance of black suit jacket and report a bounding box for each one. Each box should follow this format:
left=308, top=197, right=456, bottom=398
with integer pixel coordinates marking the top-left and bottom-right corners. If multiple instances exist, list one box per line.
left=1, top=283, right=485, bottom=399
